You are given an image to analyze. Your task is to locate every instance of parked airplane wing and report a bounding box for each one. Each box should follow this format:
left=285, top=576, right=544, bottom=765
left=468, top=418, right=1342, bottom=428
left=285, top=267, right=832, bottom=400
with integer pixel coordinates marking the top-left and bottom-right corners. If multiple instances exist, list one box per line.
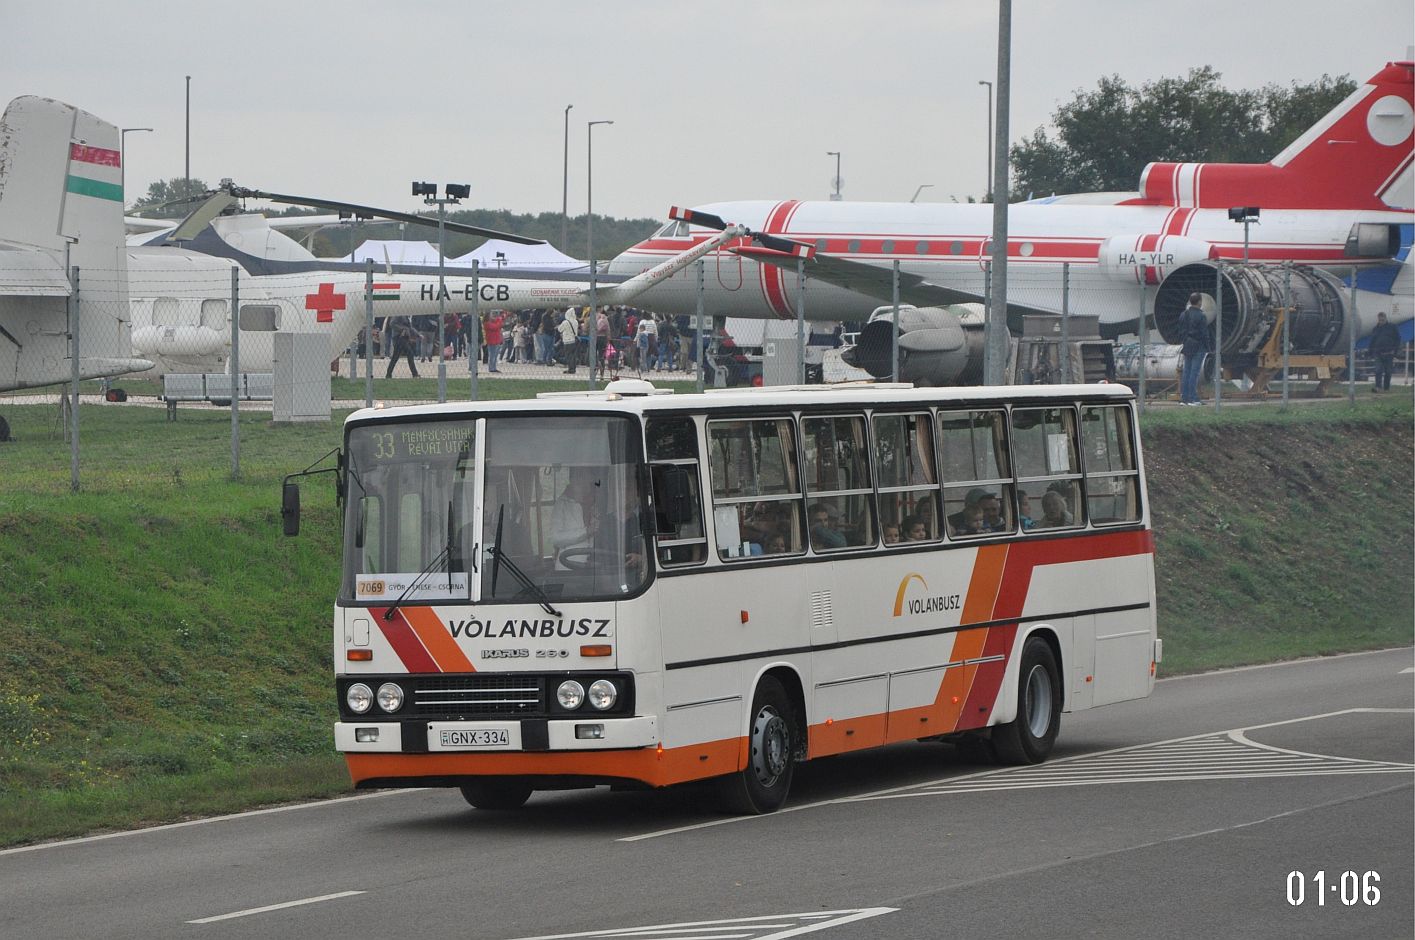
left=732, top=245, right=1045, bottom=331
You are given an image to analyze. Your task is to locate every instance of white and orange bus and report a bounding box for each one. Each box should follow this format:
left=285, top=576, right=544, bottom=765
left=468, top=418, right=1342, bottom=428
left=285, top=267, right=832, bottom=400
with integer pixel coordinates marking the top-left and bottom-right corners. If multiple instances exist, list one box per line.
left=284, top=379, right=1159, bottom=813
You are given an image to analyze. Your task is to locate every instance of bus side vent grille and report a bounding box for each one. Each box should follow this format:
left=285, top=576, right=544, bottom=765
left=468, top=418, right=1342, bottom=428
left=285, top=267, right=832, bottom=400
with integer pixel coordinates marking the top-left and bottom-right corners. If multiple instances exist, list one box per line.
left=810, top=591, right=833, bottom=630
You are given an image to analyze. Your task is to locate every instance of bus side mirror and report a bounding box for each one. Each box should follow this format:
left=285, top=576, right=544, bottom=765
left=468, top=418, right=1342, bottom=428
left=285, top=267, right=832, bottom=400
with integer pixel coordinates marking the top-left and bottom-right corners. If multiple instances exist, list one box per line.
left=661, top=466, right=694, bottom=527
left=281, top=482, right=301, bottom=537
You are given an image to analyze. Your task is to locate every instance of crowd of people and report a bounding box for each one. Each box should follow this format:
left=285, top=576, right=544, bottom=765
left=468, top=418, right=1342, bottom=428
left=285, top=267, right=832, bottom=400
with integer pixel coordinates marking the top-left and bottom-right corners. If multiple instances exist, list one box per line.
left=362, top=306, right=712, bottom=380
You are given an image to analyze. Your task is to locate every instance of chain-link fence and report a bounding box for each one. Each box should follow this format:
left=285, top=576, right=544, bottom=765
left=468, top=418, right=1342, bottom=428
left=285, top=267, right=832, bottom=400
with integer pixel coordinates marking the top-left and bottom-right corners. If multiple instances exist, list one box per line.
left=0, top=252, right=1396, bottom=488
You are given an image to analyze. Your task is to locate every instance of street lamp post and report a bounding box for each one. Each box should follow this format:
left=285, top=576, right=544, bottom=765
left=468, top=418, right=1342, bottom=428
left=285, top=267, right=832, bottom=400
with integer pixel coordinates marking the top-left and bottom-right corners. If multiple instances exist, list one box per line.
left=978, top=80, right=993, bottom=200
left=120, top=127, right=153, bottom=204
left=827, top=151, right=841, bottom=201
left=587, top=119, right=613, bottom=389
left=413, top=181, right=469, bottom=403
left=184, top=75, right=191, bottom=183
left=561, top=104, right=573, bottom=249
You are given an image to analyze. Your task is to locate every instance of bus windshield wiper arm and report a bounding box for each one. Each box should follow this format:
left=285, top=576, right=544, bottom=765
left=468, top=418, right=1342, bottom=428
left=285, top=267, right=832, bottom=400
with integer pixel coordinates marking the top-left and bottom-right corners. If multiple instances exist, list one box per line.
left=382, top=545, right=450, bottom=622
left=487, top=504, right=561, bottom=617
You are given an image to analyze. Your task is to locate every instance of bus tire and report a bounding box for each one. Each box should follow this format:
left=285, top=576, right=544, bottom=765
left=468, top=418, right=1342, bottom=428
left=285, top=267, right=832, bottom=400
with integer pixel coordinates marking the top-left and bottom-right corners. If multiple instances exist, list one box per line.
left=992, top=637, right=1061, bottom=765
left=459, top=778, right=533, bottom=810
left=717, top=676, right=796, bottom=815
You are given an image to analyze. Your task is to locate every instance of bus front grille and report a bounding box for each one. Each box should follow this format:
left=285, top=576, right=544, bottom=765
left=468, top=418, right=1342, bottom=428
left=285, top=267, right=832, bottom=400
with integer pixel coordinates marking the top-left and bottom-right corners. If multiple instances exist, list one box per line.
left=410, top=676, right=546, bottom=717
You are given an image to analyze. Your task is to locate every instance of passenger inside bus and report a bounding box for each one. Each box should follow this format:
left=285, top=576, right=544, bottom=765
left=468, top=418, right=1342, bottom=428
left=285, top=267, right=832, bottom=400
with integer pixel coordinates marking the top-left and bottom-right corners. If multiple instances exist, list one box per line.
left=808, top=502, right=848, bottom=550
left=882, top=522, right=902, bottom=545
left=1040, top=491, right=1073, bottom=528
left=902, top=515, right=929, bottom=541
left=947, top=488, right=990, bottom=536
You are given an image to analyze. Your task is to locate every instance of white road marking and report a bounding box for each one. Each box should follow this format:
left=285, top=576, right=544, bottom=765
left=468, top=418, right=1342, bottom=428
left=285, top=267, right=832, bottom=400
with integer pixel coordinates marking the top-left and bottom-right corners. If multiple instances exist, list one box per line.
left=186, top=890, right=365, bottom=924
left=1400, top=666, right=1413, bottom=674
left=621, top=708, right=1413, bottom=841
left=0, top=788, right=423, bottom=857
left=507, top=908, right=897, bottom=940
left=1155, top=646, right=1411, bottom=682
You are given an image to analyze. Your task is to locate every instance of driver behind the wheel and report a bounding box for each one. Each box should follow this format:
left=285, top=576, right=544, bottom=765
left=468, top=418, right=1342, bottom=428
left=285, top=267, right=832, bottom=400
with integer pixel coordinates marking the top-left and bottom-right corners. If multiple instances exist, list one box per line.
left=550, top=468, right=598, bottom=568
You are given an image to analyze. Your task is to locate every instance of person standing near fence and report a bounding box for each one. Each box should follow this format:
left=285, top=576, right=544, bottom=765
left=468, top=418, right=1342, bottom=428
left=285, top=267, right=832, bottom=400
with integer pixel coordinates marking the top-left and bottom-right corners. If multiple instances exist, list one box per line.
left=559, top=308, right=581, bottom=373
left=483, top=311, right=505, bottom=373
left=384, top=316, right=419, bottom=378
left=1178, top=292, right=1211, bottom=406
left=1368, top=311, right=1401, bottom=393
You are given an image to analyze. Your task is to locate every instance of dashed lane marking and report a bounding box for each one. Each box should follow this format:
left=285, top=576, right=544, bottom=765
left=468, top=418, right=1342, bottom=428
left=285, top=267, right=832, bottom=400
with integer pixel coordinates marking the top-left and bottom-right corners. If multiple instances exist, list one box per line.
left=507, top=908, right=898, bottom=940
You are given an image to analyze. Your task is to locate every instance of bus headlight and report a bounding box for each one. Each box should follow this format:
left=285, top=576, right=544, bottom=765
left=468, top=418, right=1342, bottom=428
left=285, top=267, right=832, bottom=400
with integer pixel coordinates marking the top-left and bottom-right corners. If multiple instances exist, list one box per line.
left=346, top=683, right=373, bottom=714
left=376, top=682, right=404, bottom=713
left=587, top=679, right=618, bottom=710
left=557, top=680, right=585, bottom=710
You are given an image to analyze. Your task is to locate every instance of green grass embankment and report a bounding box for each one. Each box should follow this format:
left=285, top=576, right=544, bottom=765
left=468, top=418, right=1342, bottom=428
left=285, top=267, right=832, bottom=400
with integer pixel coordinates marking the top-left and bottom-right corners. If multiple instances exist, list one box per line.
left=0, top=386, right=1409, bottom=846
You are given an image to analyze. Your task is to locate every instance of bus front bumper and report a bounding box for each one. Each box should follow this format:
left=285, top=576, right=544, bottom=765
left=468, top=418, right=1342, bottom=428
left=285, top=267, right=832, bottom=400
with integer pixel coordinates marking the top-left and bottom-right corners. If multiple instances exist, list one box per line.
left=335, top=715, right=658, bottom=754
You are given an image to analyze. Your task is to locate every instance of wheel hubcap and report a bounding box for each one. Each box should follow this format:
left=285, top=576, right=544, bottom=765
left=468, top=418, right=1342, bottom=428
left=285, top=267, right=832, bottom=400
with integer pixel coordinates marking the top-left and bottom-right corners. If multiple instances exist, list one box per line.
left=1025, top=665, right=1053, bottom=739
left=751, top=706, right=789, bottom=786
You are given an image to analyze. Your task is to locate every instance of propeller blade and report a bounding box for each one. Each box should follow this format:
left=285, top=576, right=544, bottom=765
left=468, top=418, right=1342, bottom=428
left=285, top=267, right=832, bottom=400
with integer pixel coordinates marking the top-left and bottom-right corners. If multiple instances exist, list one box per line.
left=164, top=192, right=238, bottom=243
left=668, top=206, right=729, bottom=231
left=223, top=185, right=546, bottom=245
left=754, top=233, right=815, bottom=259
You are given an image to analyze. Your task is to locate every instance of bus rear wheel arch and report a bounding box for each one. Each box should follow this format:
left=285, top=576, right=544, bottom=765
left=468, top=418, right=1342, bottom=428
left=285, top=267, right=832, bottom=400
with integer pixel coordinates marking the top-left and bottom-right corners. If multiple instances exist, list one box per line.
left=992, top=635, right=1062, bottom=765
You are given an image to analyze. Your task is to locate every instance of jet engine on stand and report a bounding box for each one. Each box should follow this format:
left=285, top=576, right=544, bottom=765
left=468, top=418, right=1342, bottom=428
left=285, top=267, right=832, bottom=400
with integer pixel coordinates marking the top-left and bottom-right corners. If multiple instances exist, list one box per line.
left=841, top=305, right=985, bottom=386
left=1151, top=261, right=1353, bottom=394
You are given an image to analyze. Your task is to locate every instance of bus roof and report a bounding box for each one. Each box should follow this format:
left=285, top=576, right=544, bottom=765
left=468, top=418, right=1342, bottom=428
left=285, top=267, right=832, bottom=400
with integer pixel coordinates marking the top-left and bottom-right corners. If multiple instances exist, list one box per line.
left=344, top=381, right=1133, bottom=429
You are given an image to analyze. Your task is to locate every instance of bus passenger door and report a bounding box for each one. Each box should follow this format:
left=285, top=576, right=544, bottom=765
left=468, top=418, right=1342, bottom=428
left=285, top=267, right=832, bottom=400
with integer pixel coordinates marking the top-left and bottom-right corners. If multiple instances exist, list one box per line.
left=1069, top=613, right=1095, bottom=711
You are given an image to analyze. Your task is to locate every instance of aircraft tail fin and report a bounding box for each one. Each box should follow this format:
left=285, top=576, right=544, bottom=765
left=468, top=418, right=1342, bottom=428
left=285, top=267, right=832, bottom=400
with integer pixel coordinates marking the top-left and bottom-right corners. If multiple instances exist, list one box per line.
left=0, top=96, right=140, bottom=392
left=1137, top=61, right=1414, bottom=211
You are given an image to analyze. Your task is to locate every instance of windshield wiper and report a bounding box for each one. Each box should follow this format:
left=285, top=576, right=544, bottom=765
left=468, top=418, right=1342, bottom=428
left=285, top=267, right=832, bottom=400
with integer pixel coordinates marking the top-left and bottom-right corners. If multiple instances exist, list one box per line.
left=381, top=542, right=450, bottom=623
left=487, top=503, right=562, bottom=617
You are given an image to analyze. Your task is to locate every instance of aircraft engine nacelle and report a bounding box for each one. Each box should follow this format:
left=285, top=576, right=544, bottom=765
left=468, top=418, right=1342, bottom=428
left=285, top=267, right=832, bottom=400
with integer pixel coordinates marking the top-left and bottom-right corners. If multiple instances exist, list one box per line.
left=131, top=324, right=228, bottom=360
left=842, top=305, right=985, bottom=386
left=1097, top=235, right=1218, bottom=283
left=1154, top=262, right=1348, bottom=356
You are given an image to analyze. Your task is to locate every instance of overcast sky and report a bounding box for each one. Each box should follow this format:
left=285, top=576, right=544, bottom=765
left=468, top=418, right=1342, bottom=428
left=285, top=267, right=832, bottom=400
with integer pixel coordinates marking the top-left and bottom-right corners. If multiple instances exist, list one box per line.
left=3, top=1, right=1411, bottom=227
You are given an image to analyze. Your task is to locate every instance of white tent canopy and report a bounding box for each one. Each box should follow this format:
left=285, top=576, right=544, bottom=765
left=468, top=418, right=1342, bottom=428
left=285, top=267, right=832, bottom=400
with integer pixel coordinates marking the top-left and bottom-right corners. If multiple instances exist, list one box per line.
left=342, top=239, right=443, bottom=266
left=450, top=238, right=582, bottom=272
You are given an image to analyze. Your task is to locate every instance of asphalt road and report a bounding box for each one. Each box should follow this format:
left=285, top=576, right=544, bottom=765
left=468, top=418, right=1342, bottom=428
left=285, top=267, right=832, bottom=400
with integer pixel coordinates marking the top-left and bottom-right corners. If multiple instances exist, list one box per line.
left=3, top=648, right=1411, bottom=940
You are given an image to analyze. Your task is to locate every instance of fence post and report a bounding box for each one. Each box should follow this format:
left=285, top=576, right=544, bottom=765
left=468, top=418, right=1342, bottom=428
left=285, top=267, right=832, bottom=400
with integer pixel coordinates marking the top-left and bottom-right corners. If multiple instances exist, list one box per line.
left=1214, top=264, right=1223, bottom=410
left=68, top=263, right=80, bottom=493
left=796, top=259, right=806, bottom=385
left=1281, top=262, right=1292, bottom=408
left=695, top=259, right=705, bottom=394
left=891, top=261, right=900, bottom=383
left=1061, top=261, right=1071, bottom=383
left=230, top=266, right=240, bottom=480
left=364, top=260, right=374, bottom=408
left=1347, top=266, right=1358, bottom=404
left=470, top=260, right=480, bottom=402
left=1136, top=281, right=1147, bottom=415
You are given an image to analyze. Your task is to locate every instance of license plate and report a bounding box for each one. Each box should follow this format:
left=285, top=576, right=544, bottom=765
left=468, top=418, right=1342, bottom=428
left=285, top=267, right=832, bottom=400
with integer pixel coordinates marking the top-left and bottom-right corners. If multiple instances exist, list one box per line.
left=436, top=727, right=511, bottom=749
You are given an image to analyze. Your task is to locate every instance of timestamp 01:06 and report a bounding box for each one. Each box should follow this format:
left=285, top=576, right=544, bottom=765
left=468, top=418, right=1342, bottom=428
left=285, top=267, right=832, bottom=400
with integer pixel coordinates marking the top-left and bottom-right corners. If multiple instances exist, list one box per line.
left=1286, top=870, right=1381, bottom=906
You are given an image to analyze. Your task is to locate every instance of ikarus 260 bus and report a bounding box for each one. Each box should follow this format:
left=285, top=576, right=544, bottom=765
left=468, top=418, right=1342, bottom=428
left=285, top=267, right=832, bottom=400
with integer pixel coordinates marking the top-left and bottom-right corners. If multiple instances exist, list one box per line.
left=282, top=379, right=1160, bottom=813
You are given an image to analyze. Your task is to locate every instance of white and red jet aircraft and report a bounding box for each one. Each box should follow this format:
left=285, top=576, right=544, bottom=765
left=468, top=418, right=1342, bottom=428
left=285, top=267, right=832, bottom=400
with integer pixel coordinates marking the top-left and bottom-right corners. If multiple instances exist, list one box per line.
left=610, top=61, right=1413, bottom=383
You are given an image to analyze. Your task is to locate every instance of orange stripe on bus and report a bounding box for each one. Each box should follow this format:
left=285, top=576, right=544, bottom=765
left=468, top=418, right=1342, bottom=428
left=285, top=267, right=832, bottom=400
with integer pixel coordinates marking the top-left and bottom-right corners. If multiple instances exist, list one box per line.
left=402, top=607, right=476, bottom=673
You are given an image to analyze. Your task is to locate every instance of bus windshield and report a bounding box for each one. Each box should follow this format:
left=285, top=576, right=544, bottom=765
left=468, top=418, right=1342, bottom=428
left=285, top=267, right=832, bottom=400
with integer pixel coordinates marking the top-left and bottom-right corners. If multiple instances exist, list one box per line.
left=342, top=414, right=648, bottom=605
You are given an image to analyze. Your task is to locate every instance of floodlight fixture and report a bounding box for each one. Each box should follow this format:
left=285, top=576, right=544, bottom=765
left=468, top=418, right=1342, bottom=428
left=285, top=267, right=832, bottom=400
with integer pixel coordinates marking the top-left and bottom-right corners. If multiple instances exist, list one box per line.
left=445, top=183, right=471, bottom=200
left=411, top=181, right=436, bottom=197
left=1227, top=206, right=1260, bottom=222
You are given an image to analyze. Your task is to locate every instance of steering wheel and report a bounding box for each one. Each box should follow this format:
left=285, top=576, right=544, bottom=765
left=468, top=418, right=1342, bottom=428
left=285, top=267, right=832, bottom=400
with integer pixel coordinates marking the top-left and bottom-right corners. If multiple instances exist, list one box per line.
left=556, top=547, right=625, bottom=571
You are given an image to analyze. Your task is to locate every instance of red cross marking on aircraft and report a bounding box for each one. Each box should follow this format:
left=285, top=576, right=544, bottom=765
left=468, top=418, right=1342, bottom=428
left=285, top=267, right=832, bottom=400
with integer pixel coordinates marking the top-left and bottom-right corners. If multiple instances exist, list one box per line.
left=305, top=283, right=346, bottom=323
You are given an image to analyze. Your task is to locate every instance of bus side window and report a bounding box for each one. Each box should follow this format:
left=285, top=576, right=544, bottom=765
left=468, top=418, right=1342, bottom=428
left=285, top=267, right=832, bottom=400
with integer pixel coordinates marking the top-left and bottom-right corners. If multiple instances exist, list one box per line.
left=938, top=409, right=1014, bottom=537
left=803, top=414, right=874, bottom=551
left=648, top=417, right=707, bottom=566
left=1081, top=405, right=1140, bottom=524
left=1012, top=406, right=1082, bottom=530
left=873, top=412, right=938, bottom=544
left=707, top=418, right=803, bottom=560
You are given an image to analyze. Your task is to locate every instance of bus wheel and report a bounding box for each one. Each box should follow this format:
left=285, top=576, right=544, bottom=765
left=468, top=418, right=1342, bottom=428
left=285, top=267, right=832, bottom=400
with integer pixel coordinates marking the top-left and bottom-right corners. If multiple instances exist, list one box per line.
left=459, top=778, right=533, bottom=810
left=718, top=676, right=795, bottom=814
left=992, top=637, right=1061, bottom=765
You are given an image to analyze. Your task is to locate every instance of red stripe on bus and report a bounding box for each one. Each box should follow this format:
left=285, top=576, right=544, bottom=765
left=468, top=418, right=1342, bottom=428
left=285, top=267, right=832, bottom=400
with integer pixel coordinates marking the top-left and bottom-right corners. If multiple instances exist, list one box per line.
left=370, top=607, right=440, bottom=673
